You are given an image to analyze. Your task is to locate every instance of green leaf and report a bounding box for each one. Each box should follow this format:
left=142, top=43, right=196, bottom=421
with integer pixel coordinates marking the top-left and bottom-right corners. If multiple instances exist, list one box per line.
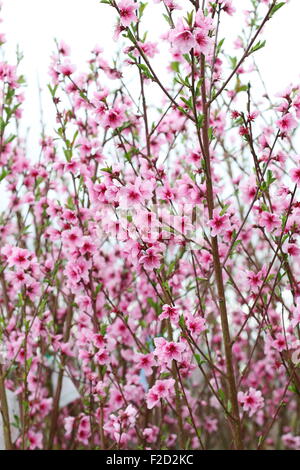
left=136, top=62, right=153, bottom=80
left=100, top=166, right=113, bottom=174
left=229, top=56, right=237, bottom=69
left=26, top=357, right=33, bottom=369
left=179, top=314, right=186, bottom=329
left=250, top=40, right=266, bottom=55
left=162, top=14, right=172, bottom=27
left=71, top=130, right=78, bottom=148
left=17, top=292, right=24, bottom=307
left=17, top=75, right=26, bottom=85
left=195, top=78, right=203, bottom=97
left=194, top=353, right=206, bottom=366
left=12, top=414, right=20, bottom=429
left=79, top=91, right=89, bottom=102
left=194, top=353, right=201, bottom=364
left=174, top=75, right=190, bottom=87
left=185, top=10, right=194, bottom=27
left=220, top=203, right=230, bottom=216
left=0, top=169, right=9, bottom=182
left=167, top=260, right=176, bottom=276
left=170, top=61, right=180, bottom=73
left=22, top=400, right=30, bottom=412
left=5, top=134, right=16, bottom=144
left=208, top=127, right=214, bottom=141
left=182, top=53, right=191, bottom=64
left=266, top=169, right=276, bottom=186
left=47, top=84, right=58, bottom=97
left=180, top=97, right=193, bottom=110
left=63, top=148, right=72, bottom=162
left=288, top=384, right=298, bottom=393
left=227, top=400, right=232, bottom=413
left=0, top=117, right=5, bottom=133
left=147, top=298, right=161, bottom=316
left=197, top=114, right=204, bottom=129
left=100, top=324, right=107, bottom=335
left=139, top=2, right=147, bottom=18
left=270, top=2, right=285, bottom=17
left=236, top=84, right=248, bottom=93
left=216, top=38, right=225, bottom=55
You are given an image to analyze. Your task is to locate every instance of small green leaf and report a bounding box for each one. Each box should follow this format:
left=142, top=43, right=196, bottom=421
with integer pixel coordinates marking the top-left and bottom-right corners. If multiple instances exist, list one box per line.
left=185, top=10, right=194, bottom=28
left=250, top=40, right=266, bottom=55
left=208, top=127, right=214, bottom=141
left=138, top=2, right=147, bottom=18
left=162, top=13, right=172, bottom=27
left=229, top=56, right=237, bottom=69
left=216, top=38, right=225, bottom=55
left=100, top=323, right=107, bottom=335
left=179, top=314, right=186, bottom=329
left=0, top=169, right=9, bottom=182
left=170, top=61, right=180, bottom=73
left=288, top=384, right=297, bottom=393
left=136, top=62, right=153, bottom=80
left=100, top=166, right=113, bottom=174
left=180, top=97, right=193, bottom=110
left=197, top=114, right=204, bottom=129
left=270, top=2, right=285, bottom=17
left=220, top=203, right=230, bottom=216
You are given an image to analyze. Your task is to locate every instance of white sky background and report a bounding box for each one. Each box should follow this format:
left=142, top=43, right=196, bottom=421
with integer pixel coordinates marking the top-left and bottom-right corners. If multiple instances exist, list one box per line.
left=1, top=0, right=300, bottom=156
left=0, top=2, right=299, bottom=445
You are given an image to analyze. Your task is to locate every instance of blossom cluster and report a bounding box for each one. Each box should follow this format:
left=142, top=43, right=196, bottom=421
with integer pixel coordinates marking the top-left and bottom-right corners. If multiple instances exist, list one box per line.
left=0, top=0, right=299, bottom=452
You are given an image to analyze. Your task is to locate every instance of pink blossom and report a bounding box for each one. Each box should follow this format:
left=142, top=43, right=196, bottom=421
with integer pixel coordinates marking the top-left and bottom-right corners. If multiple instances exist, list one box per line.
left=0, top=0, right=298, bottom=451
left=276, top=112, right=297, bottom=133
left=118, top=0, right=138, bottom=27
left=118, top=183, right=144, bottom=207
left=222, top=0, right=236, bottom=15
left=135, top=353, right=156, bottom=376
left=238, top=388, right=264, bottom=417
left=143, top=426, right=159, bottom=443
left=290, top=166, right=300, bottom=185
left=246, top=269, right=264, bottom=292
left=282, top=241, right=300, bottom=257
left=154, top=337, right=186, bottom=365
left=185, top=314, right=206, bottom=336
left=282, top=433, right=300, bottom=450
left=260, top=211, right=280, bottom=232
left=208, top=211, right=231, bottom=237
left=59, top=62, right=76, bottom=76
left=146, top=379, right=175, bottom=409
left=6, top=247, right=31, bottom=270
left=62, top=227, right=83, bottom=248
left=159, top=304, right=180, bottom=323
left=139, top=247, right=161, bottom=270
left=272, top=333, right=287, bottom=352
left=170, top=20, right=196, bottom=54
left=64, top=417, right=75, bottom=437
left=27, top=430, right=43, bottom=450
left=95, top=349, right=110, bottom=365
left=102, top=104, right=126, bottom=129
left=194, top=28, right=212, bottom=55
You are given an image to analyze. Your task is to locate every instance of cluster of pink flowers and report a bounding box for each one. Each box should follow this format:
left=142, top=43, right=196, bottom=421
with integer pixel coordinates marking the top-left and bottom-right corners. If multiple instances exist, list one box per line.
left=169, top=11, right=214, bottom=56
left=146, top=379, right=175, bottom=409
left=238, top=388, right=264, bottom=417
left=0, top=0, right=298, bottom=452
